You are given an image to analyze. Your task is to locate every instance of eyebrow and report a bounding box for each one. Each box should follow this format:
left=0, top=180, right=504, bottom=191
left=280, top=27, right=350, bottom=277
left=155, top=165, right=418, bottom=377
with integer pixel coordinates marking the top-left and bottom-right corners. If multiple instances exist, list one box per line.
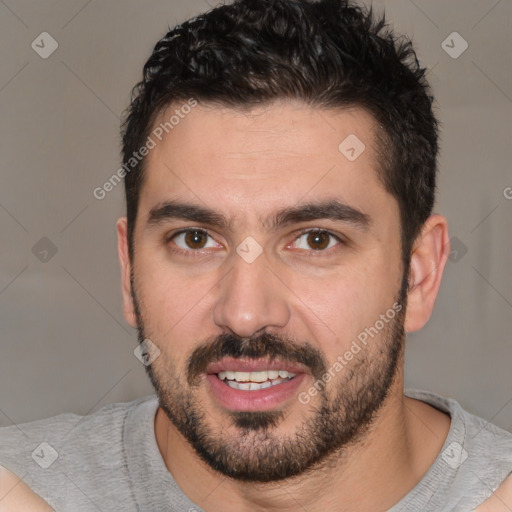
left=145, top=198, right=371, bottom=233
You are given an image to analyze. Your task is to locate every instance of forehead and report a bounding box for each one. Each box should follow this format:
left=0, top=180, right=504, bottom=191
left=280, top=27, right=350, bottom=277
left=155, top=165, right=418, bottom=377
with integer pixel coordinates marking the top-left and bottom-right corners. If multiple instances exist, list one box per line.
left=137, top=99, right=393, bottom=231
left=149, top=99, right=380, bottom=164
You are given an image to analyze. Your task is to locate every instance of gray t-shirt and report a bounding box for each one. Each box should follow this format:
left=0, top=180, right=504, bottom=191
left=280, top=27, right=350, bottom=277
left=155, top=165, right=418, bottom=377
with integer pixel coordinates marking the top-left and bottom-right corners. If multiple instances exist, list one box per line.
left=0, top=388, right=511, bottom=511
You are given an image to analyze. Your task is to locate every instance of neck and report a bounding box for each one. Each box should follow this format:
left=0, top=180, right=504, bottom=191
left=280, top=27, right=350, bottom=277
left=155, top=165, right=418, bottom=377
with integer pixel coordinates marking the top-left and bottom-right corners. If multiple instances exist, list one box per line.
left=154, top=379, right=450, bottom=512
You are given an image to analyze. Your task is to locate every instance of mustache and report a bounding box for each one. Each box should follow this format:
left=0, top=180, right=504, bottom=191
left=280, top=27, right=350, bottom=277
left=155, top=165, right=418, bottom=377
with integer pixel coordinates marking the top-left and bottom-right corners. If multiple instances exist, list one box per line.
left=186, top=332, right=327, bottom=386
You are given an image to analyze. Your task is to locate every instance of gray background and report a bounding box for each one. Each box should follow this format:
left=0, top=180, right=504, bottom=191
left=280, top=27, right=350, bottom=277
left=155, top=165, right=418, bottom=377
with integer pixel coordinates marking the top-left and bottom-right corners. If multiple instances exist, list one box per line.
left=0, top=0, right=511, bottom=430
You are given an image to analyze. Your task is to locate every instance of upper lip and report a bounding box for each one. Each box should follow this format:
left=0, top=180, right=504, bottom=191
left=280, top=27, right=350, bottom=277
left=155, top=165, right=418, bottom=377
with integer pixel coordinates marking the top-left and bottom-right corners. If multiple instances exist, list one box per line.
left=206, top=357, right=307, bottom=375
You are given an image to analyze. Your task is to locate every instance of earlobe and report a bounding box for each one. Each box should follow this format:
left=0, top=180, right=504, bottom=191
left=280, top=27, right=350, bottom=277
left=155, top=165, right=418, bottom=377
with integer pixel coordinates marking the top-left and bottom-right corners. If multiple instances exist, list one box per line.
left=116, top=217, right=137, bottom=329
left=404, top=214, right=450, bottom=333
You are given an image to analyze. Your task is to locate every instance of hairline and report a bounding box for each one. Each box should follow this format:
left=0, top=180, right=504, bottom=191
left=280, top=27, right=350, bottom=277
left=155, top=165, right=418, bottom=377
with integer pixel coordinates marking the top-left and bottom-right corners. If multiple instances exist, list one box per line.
left=128, top=97, right=402, bottom=263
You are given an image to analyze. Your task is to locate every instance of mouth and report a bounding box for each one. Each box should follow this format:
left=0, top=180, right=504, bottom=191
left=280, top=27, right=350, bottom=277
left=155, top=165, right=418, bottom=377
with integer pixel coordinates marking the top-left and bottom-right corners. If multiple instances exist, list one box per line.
left=217, top=369, right=297, bottom=391
left=205, top=358, right=308, bottom=412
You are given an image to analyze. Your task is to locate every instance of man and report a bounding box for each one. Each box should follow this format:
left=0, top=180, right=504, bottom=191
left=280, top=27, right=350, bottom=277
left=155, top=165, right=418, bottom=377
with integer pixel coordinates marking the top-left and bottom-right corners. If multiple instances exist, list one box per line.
left=1, top=0, right=511, bottom=510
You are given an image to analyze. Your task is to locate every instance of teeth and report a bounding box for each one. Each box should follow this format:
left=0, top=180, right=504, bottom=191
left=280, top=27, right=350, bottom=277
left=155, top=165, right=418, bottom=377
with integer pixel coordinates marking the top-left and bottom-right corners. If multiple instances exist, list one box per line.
left=225, top=379, right=286, bottom=391
left=218, top=370, right=297, bottom=382
left=228, top=371, right=250, bottom=381
left=249, top=371, right=268, bottom=382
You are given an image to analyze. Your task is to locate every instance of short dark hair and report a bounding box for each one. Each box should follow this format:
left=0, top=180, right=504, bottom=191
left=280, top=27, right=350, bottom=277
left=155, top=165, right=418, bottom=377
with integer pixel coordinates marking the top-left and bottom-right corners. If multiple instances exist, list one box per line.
left=121, top=0, right=439, bottom=270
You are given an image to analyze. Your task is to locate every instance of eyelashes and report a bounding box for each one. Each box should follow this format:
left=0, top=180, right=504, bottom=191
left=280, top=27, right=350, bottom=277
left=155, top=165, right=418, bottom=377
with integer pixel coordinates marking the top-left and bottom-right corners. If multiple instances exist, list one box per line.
left=166, top=228, right=346, bottom=258
left=291, top=228, right=344, bottom=252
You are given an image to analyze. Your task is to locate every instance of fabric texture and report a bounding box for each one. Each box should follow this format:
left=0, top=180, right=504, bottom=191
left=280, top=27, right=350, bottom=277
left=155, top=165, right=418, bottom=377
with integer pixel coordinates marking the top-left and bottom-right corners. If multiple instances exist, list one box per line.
left=0, top=388, right=511, bottom=511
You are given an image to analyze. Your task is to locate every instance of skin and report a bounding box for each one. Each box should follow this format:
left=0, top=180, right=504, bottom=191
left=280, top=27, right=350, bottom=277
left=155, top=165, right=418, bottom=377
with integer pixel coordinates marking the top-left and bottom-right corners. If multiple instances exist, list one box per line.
left=2, top=463, right=509, bottom=512
left=118, top=99, right=453, bottom=511
left=0, top=466, right=53, bottom=511
left=475, top=477, right=512, bottom=512
left=4, top=100, right=511, bottom=511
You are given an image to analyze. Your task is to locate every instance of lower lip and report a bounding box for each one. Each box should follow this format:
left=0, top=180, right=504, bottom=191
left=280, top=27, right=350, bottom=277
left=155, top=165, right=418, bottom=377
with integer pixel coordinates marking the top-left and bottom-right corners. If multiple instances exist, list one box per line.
left=206, top=373, right=307, bottom=412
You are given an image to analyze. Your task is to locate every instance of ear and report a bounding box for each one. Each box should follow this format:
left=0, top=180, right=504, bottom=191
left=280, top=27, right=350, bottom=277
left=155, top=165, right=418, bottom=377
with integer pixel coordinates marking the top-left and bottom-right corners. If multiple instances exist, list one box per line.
left=404, top=214, right=450, bottom=333
left=116, top=217, right=137, bottom=329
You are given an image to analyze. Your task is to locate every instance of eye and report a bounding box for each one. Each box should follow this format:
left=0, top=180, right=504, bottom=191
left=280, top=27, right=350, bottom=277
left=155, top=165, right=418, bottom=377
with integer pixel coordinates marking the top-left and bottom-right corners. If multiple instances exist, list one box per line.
left=291, top=229, right=343, bottom=252
left=166, top=228, right=344, bottom=257
left=168, top=229, right=221, bottom=253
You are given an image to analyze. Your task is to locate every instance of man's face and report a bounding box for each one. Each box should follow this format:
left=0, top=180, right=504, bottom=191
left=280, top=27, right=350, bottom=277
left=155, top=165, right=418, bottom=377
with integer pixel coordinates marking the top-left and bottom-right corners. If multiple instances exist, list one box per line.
left=124, top=100, right=407, bottom=481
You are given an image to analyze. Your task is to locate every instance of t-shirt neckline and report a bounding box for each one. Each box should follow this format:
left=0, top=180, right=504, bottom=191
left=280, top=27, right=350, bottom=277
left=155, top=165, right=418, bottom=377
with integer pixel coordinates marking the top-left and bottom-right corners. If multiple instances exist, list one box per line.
left=122, top=389, right=466, bottom=511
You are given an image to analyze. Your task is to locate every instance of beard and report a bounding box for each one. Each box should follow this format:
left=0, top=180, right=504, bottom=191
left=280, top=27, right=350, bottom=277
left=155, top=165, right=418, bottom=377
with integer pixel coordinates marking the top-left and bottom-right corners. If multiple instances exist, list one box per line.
left=130, top=270, right=407, bottom=483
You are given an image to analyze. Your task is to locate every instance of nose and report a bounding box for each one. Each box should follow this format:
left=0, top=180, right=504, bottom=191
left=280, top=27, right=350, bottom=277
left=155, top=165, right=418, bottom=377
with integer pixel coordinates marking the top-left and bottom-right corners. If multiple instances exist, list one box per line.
left=212, top=250, right=291, bottom=338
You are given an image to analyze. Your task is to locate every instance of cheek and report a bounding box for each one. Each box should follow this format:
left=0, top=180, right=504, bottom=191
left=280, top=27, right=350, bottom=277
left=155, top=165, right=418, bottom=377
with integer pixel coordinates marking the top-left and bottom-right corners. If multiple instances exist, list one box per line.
left=290, top=259, right=399, bottom=359
left=134, top=255, right=224, bottom=366
left=136, top=248, right=204, bottom=310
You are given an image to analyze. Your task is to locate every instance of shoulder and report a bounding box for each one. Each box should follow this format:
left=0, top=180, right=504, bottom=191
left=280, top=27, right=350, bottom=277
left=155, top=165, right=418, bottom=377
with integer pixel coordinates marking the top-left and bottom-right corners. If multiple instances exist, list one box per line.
left=0, top=465, right=53, bottom=511
left=0, top=396, right=155, bottom=508
left=474, top=473, right=512, bottom=511
left=405, top=389, right=512, bottom=509
left=0, top=395, right=149, bottom=452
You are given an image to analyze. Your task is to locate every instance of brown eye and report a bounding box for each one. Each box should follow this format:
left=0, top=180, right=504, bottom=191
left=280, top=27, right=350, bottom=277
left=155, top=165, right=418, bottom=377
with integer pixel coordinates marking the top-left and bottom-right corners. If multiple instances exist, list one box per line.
left=293, top=229, right=342, bottom=252
left=306, top=231, right=330, bottom=250
left=184, top=230, right=208, bottom=249
left=169, top=229, right=219, bottom=252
